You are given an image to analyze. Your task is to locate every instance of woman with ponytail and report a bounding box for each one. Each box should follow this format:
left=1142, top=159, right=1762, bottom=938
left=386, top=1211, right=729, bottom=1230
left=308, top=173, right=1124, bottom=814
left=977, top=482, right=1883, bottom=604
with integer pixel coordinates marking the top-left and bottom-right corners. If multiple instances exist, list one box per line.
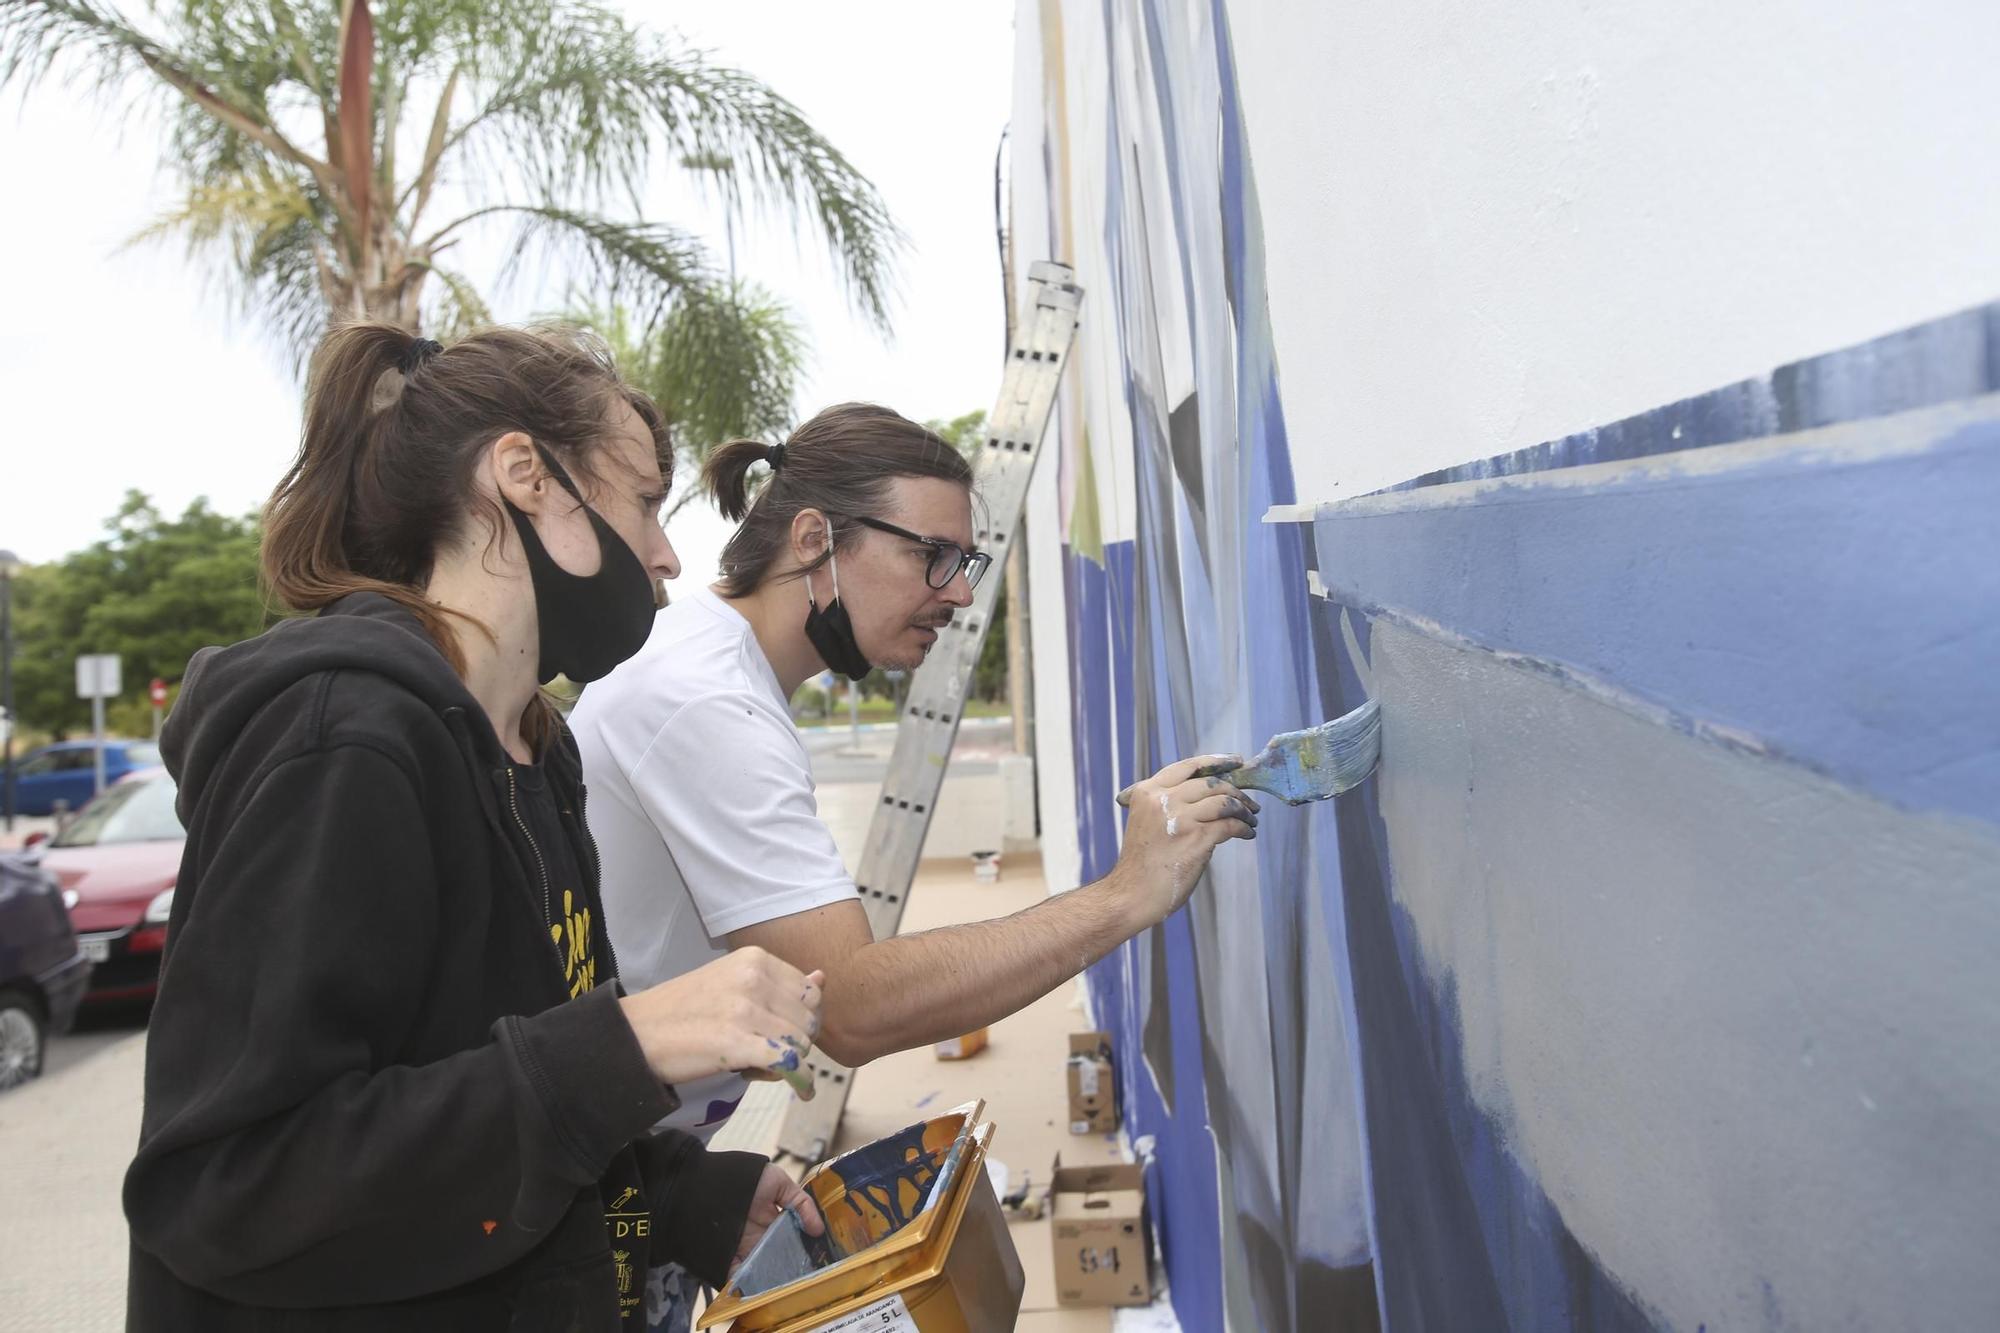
left=123, top=322, right=827, bottom=1331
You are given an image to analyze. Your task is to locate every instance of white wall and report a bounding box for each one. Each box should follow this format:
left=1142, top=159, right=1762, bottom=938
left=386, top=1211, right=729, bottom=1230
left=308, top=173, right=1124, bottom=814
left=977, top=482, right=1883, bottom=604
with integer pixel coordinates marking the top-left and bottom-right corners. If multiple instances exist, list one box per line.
left=1223, top=0, right=2000, bottom=498
left=1012, top=4, right=1084, bottom=897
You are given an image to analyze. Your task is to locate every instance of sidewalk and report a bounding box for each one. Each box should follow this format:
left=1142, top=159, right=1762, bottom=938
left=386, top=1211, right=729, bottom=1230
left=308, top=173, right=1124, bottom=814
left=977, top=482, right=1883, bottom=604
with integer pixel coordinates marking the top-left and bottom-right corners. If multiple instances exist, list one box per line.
left=831, top=860, right=1130, bottom=1332
left=0, top=1029, right=145, bottom=1329
left=712, top=856, right=1129, bottom=1332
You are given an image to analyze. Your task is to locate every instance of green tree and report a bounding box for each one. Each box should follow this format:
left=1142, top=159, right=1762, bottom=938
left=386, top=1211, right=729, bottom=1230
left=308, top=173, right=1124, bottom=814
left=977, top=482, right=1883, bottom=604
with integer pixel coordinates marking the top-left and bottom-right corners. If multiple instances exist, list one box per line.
left=924, top=410, right=988, bottom=454
left=1, top=0, right=900, bottom=368
left=8, top=494, right=271, bottom=735
left=577, top=295, right=806, bottom=521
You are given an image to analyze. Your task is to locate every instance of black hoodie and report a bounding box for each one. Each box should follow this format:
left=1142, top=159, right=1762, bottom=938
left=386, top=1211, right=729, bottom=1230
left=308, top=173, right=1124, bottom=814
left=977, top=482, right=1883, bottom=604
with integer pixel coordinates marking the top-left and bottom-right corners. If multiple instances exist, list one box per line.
left=124, top=594, right=765, bottom=1331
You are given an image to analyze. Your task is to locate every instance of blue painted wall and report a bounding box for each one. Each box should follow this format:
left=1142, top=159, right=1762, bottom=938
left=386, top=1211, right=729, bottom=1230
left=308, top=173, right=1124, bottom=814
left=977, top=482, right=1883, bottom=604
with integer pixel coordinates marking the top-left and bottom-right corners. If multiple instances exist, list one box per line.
left=1020, top=1, right=2000, bottom=1328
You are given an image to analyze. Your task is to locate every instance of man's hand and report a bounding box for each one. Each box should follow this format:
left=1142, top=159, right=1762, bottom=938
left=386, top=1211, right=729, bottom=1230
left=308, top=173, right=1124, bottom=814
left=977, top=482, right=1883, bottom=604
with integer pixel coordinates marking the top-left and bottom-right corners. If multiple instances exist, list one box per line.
left=732, top=1164, right=825, bottom=1269
left=1109, top=755, right=1259, bottom=928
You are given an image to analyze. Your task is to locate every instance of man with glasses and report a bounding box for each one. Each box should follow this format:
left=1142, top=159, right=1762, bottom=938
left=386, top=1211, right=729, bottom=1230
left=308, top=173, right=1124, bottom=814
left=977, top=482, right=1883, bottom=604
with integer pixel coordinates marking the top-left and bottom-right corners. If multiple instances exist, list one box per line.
left=570, top=403, right=1254, bottom=1330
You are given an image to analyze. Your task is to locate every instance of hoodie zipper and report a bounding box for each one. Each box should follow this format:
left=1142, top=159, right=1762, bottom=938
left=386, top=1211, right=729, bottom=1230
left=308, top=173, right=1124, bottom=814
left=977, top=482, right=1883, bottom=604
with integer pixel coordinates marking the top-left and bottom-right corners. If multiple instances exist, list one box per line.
left=505, top=766, right=563, bottom=970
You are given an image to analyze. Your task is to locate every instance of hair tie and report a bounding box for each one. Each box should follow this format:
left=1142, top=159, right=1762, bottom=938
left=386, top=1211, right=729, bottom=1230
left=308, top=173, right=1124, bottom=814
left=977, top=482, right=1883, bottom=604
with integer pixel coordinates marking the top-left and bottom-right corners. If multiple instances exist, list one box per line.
left=399, top=337, right=443, bottom=375
left=765, top=442, right=787, bottom=472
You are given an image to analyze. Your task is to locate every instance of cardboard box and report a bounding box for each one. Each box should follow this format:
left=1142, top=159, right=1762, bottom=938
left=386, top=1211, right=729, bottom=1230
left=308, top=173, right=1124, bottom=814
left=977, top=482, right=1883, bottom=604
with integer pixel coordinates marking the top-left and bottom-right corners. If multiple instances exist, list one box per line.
left=1065, top=1032, right=1117, bottom=1135
left=933, top=1027, right=989, bottom=1060
left=1049, top=1160, right=1152, bottom=1308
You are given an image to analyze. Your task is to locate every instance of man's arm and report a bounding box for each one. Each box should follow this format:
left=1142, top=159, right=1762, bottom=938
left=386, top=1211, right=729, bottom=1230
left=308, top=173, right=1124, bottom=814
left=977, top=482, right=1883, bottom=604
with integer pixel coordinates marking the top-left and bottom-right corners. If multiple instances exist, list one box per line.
left=730, top=757, right=1258, bottom=1067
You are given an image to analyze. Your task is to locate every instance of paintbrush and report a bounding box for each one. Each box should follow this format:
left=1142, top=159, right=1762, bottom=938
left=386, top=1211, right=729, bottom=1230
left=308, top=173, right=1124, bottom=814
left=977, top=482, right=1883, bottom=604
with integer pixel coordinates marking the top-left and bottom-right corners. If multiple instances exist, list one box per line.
left=1115, top=699, right=1381, bottom=808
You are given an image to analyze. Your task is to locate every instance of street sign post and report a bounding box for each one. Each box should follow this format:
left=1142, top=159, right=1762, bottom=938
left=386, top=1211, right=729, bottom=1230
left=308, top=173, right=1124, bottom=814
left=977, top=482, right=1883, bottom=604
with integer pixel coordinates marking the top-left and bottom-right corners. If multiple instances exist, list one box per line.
left=75, top=654, right=122, bottom=799
left=150, top=677, right=168, bottom=740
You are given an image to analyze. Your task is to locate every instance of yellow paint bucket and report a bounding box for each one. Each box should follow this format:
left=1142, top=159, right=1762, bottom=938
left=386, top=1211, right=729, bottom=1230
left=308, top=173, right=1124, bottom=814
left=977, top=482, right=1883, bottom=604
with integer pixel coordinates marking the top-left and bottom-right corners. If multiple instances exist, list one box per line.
left=699, top=1100, right=1023, bottom=1333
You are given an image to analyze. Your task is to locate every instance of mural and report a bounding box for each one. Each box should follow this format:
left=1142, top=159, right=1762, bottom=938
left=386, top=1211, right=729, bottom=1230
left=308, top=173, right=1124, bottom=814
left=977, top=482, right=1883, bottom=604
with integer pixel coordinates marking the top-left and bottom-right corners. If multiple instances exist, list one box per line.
left=1015, top=3, right=1377, bottom=1329
left=1014, top=1, right=2000, bottom=1330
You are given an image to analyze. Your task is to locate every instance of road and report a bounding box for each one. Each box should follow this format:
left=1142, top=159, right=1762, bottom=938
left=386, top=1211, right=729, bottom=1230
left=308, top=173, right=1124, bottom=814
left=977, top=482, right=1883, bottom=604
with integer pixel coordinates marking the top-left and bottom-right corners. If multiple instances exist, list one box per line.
left=800, top=714, right=1014, bottom=784
left=45, top=1003, right=150, bottom=1078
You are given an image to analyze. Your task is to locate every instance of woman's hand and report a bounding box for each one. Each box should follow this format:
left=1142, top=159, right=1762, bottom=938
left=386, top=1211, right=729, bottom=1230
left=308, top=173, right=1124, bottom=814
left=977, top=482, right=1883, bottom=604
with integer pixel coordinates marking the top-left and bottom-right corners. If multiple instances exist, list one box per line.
left=618, top=948, right=825, bottom=1098
left=732, top=1164, right=825, bottom=1270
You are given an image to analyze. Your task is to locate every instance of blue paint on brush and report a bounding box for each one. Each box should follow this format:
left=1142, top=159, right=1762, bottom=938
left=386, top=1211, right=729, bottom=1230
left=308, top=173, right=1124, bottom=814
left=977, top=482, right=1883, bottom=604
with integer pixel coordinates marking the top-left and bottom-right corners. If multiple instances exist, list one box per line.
left=1231, top=701, right=1382, bottom=806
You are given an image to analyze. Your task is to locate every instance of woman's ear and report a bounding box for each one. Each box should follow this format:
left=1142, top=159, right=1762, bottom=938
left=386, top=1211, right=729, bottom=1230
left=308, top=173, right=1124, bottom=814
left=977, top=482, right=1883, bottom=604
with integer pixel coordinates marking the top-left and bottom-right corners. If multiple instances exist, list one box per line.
left=489, top=432, right=546, bottom=514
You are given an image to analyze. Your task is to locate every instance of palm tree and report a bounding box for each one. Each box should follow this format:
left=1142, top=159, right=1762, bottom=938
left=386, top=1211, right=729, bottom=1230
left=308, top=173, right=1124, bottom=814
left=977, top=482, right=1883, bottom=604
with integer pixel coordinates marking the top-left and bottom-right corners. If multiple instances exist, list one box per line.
left=575, top=290, right=806, bottom=520
left=0, top=0, right=900, bottom=378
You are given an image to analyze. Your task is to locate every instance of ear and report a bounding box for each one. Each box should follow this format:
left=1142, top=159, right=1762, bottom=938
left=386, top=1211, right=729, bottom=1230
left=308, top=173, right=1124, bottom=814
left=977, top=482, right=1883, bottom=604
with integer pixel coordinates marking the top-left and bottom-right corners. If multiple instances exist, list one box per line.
left=488, top=432, right=551, bottom=515
left=789, top=506, right=834, bottom=565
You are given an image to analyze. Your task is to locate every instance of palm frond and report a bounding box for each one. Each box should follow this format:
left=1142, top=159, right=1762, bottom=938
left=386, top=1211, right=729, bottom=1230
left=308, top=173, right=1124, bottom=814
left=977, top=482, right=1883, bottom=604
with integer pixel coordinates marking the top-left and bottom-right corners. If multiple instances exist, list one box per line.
left=419, top=263, right=494, bottom=339
left=6, top=0, right=901, bottom=359
left=430, top=2, right=902, bottom=327
left=470, top=204, right=714, bottom=315
left=1, top=0, right=164, bottom=100
left=2, top=1, right=335, bottom=191
left=645, top=282, right=806, bottom=450
left=124, top=167, right=334, bottom=364
left=646, top=58, right=904, bottom=330
left=567, top=285, right=807, bottom=518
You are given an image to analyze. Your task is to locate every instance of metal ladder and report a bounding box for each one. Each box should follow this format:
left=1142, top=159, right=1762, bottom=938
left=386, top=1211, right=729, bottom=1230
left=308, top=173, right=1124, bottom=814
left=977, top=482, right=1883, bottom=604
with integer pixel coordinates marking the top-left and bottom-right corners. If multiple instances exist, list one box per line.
left=774, top=259, right=1083, bottom=1162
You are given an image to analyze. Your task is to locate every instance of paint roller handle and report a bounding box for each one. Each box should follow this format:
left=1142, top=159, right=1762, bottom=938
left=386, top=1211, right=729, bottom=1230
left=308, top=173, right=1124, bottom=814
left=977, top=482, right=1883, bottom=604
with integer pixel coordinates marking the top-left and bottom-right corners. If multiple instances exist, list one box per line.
left=1113, top=755, right=1245, bottom=807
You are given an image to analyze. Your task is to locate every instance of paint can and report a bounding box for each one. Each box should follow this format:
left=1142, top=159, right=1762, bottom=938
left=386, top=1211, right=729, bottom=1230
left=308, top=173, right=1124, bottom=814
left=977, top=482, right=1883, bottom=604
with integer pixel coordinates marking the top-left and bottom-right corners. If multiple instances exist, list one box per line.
left=699, top=1100, right=1024, bottom=1333
left=970, top=850, right=1001, bottom=884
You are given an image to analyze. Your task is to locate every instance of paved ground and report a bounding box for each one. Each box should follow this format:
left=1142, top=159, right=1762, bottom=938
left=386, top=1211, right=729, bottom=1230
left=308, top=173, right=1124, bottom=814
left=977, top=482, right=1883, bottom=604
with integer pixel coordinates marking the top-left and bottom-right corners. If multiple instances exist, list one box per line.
left=44, top=1004, right=150, bottom=1079
left=0, top=1023, right=146, bottom=1330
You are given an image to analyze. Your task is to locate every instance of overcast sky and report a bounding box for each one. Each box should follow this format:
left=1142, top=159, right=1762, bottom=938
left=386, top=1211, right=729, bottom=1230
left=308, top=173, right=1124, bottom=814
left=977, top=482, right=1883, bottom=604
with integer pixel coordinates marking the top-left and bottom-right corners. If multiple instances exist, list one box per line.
left=0, top=2, right=1014, bottom=590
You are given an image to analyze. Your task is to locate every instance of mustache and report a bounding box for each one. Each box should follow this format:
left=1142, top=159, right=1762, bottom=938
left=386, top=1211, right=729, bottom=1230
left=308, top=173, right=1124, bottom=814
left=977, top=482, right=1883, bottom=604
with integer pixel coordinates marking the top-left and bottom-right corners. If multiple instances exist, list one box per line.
left=912, top=613, right=956, bottom=629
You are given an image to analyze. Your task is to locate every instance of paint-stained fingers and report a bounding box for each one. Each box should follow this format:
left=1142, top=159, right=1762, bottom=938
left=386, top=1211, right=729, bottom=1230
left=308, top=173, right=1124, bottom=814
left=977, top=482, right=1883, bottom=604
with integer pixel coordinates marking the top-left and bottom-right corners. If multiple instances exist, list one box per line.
left=734, top=1023, right=818, bottom=1099
left=1201, top=811, right=1257, bottom=844
left=1146, top=753, right=1244, bottom=789
left=1169, top=776, right=1256, bottom=812
left=790, top=1191, right=826, bottom=1236
left=1186, top=791, right=1259, bottom=831
left=740, top=1064, right=817, bottom=1099
left=1203, top=774, right=1260, bottom=806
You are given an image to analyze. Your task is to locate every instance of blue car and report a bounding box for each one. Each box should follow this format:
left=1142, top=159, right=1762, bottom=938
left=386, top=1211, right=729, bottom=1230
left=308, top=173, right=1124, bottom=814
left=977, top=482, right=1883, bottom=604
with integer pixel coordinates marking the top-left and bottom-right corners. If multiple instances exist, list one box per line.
left=2, top=740, right=163, bottom=818
left=0, top=851, right=90, bottom=1090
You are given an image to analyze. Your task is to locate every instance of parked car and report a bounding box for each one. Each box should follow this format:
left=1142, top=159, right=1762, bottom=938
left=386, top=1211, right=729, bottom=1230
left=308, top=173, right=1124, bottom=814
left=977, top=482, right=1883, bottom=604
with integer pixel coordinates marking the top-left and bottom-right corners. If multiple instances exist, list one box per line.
left=2, top=739, right=163, bottom=817
left=37, top=768, right=182, bottom=1005
left=0, top=850, right=90, bottom=1089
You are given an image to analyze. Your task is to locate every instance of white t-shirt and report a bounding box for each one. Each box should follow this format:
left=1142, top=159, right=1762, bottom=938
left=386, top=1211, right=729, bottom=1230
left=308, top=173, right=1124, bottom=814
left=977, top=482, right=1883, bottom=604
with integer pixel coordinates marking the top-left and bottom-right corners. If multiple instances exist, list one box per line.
left=570, top=588, right=856, bottom=1138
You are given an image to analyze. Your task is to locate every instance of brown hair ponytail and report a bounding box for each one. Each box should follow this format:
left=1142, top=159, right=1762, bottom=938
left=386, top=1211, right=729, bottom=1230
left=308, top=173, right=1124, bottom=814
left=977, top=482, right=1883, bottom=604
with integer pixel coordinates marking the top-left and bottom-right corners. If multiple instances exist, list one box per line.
left=702, top=403, right=973, bottom=598
left=263, top=320, right=669, bottom=688
left=704, top=437, right=783, bottom=523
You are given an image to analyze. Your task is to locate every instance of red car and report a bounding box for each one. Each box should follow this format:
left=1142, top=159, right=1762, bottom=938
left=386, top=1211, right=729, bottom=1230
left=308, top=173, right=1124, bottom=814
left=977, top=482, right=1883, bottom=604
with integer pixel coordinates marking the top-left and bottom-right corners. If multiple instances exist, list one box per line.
left=36, top=768, right=183, bottom=1005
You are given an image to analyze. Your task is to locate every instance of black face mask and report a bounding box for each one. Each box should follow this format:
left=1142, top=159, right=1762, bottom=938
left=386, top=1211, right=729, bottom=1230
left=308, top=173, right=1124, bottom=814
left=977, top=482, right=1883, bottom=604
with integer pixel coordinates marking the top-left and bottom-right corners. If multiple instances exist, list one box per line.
left=804, top=546, right=873, bottom=681
left=505, top=447, right=656, bottom=685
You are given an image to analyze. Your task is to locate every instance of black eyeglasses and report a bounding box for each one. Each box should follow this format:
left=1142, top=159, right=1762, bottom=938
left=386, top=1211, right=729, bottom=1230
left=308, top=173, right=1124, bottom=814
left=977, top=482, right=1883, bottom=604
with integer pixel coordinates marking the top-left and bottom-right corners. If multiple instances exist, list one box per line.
left=844, top=515, right=991, bottom=590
